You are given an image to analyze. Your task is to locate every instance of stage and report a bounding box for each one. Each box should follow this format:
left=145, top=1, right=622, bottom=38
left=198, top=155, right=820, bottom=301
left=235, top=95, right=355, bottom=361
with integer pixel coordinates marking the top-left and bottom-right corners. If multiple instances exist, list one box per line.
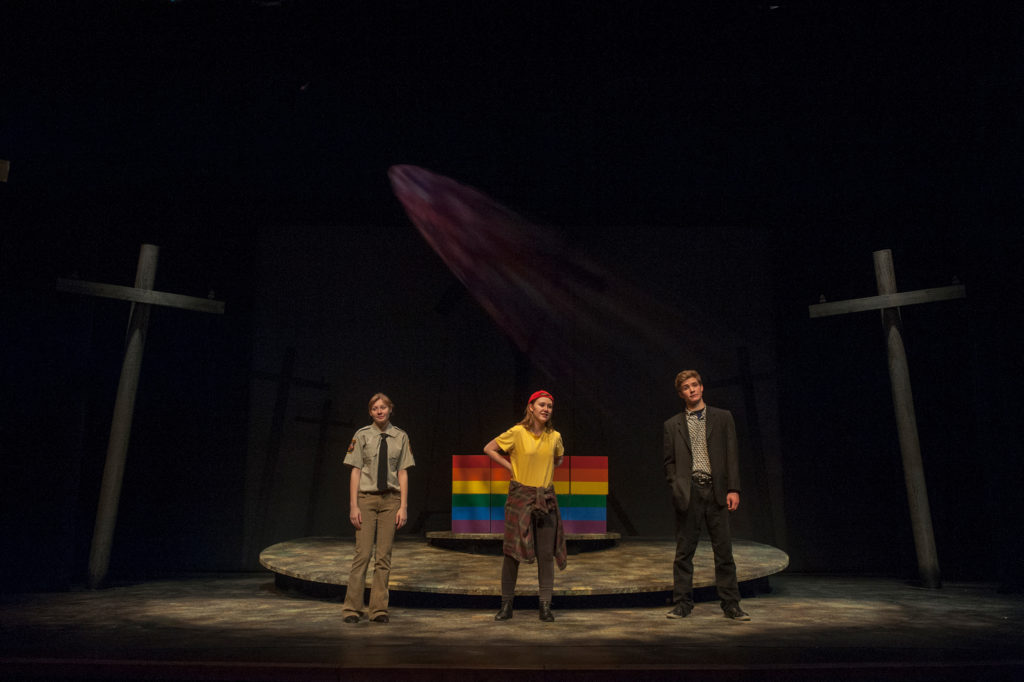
left=258, top=535, right=789, bottom=600
left=2, top=569, right=1022, bottom=681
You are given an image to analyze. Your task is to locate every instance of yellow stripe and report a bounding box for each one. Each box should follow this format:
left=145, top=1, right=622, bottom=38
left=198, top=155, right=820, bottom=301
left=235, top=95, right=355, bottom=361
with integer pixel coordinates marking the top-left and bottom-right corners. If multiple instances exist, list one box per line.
left=571, top=481, right=608, bottom=495
left=452, top=480, right=490, bottom=495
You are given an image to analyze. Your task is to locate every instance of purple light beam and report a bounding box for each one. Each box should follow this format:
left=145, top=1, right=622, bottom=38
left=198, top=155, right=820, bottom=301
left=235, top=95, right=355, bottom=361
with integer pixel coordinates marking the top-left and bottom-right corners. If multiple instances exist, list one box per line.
left=387, top=164, right=757, bottom=402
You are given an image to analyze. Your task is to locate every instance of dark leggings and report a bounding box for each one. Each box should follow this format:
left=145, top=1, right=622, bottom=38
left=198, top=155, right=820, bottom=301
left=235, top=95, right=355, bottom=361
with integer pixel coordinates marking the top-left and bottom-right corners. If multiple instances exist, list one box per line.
left=501, top=511, right=556, bottom=602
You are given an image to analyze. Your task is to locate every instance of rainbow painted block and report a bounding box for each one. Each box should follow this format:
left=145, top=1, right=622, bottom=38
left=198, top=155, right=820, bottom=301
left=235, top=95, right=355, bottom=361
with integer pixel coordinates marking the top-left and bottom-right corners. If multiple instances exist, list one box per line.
left=451, top=455, right=607, bottom=534
left=451, top=455, right=492, bottom=533
left=563, top=455, right=608, bottom=533
left=489, top=465, right=511, bottom=533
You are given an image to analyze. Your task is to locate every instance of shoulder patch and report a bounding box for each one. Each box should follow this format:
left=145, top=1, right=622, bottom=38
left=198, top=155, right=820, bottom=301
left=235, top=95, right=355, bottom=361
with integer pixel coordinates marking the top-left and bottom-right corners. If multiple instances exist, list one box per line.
left=346, top=438, right=356, bottom=454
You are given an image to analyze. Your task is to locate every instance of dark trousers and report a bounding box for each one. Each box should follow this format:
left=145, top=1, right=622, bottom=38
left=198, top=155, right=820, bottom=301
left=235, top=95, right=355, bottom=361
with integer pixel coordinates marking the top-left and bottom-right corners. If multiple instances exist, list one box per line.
left=672, top=481, right=740, bottom=609
left=501, top=511, right=556, bottom=602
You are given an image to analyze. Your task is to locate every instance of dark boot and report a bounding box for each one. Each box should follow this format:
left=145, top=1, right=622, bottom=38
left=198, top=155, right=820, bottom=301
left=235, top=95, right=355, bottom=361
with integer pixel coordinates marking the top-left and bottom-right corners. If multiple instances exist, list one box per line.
left=494, top=599, right=513, bottom=621
left=539, top=600, right=554, bottom=622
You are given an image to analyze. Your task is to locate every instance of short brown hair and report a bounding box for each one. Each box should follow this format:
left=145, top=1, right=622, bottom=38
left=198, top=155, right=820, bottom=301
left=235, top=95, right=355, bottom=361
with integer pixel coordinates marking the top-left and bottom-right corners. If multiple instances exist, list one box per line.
left=368, top=393, right=394, bottom=412
left=674, top=370, right=702, bottom=392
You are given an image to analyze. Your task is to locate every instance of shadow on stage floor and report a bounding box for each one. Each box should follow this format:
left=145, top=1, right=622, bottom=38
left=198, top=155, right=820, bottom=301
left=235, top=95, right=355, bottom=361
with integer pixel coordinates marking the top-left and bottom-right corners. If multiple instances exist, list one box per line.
left=1, top=537, right=1022, bottom=681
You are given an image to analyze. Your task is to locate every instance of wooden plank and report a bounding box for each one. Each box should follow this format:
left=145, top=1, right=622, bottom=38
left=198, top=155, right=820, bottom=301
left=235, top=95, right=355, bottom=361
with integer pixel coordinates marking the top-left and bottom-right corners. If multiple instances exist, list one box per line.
left=57, top=278, right=225, bottom=314
left=808, top=284, right=965, bottom=318
left=87, top=244, right=159, bottom=588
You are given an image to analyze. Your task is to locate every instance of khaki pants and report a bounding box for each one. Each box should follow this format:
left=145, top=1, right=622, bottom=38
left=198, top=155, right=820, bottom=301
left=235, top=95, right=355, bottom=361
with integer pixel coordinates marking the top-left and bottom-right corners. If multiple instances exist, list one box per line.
left=343, top=490, right=400, bottom=618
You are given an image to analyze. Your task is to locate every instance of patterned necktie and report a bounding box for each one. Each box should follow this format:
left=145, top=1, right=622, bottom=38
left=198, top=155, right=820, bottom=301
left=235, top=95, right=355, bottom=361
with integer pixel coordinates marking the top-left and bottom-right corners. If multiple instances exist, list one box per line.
left=377, top=434, right=389, bottom=492
left=688, top=411, right=711, bottom=475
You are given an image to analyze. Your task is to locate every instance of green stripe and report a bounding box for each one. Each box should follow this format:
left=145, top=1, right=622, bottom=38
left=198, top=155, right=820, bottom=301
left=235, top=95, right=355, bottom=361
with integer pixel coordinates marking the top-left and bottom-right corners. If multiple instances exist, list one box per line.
left=451, top=494, right=490, bottom=507
left=558, top=494, right=606, bottom=507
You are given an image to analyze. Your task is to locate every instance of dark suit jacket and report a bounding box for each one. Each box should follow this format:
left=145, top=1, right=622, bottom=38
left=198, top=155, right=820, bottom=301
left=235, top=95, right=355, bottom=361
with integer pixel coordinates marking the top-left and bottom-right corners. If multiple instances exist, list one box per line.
left=662, top=406, right=741, bottom=510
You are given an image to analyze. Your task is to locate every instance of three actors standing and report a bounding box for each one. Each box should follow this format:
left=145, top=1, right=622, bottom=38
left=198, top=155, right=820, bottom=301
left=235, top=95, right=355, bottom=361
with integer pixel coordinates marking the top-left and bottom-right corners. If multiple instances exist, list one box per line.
left=340, top=372, right=749, bottom=624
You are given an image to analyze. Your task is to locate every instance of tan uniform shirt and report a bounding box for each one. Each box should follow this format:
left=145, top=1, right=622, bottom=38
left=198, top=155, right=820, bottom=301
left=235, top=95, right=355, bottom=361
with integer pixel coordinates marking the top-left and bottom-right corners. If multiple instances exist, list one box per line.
left=344, top=423, right=415, bottom=492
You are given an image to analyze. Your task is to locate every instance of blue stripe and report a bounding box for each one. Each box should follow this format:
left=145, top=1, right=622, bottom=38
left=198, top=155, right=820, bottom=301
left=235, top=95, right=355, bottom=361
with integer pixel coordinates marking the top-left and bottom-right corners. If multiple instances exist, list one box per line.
left=561, top=506, right=607, bottom=521
left=452, top=506, right=490, bottom=521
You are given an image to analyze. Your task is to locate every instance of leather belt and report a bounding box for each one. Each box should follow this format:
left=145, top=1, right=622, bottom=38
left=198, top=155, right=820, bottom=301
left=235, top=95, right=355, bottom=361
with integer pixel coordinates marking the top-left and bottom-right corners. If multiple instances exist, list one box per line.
left=691, top=472, right=713, bottom=488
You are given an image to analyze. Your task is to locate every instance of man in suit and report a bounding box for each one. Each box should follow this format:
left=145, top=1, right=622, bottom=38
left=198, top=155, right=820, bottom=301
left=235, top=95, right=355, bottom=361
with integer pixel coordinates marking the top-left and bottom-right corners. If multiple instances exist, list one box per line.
left=662, top=369, right=750, bottom=620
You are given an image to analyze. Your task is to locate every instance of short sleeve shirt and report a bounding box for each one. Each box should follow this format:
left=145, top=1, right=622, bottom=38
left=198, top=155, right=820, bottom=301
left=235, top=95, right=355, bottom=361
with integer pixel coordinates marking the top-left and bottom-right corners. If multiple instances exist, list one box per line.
left=494, top=424, right=564, bottom=488
left=344, top=423, right=415, bottom=492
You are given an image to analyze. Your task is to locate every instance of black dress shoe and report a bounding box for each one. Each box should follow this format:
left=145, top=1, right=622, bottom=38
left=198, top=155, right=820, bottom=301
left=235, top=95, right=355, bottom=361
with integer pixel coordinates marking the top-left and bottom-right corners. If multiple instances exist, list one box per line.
left=539, top=601, right=555, bottom=622
left=494, top=600, right=513, bottom=621
left=723, top=603, right=750, bottom=621
left=343, top=615, right=359, bottom=624
left=371, top=614, right=390, bottom=623
left=666, top=603, right=691, bottom=619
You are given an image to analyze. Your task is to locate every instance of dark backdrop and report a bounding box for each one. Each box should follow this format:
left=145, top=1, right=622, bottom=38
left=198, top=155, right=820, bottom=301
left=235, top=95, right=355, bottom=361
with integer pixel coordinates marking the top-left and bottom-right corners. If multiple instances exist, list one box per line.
left=2, top=1, right=1020, bottom=590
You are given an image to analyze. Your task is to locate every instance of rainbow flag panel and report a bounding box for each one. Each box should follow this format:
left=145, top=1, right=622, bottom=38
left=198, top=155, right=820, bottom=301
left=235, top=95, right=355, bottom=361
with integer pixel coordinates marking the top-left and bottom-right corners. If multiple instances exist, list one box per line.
left=452, top=455, right=608, bottom=534
left=563, top=456, right=608, bottom=533
left=451, top=455, right=492, bottom=533
left=489, top=465, right=511, bottom=533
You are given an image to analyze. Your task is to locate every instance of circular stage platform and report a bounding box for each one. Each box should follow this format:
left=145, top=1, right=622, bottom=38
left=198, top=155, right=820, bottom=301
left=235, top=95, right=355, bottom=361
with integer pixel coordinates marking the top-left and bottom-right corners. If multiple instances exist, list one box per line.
left=260, top=536, right=789, bottom=599
left=425, top=530, right=621, bottom=554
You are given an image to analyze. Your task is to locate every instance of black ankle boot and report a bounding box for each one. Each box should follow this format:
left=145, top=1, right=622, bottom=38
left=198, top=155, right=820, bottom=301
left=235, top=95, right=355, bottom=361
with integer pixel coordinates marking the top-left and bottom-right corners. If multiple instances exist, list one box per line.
left=539, top=600, right=554, bottom=622
left=494, top=600, right=513, bottom=621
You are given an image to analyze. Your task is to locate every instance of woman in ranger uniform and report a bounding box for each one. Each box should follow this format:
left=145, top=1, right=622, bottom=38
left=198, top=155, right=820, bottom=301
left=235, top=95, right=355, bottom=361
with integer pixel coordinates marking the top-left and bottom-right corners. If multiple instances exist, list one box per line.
left=483, top=390, right=566, bottom=622
left=341, top=393, right=415, bottom=624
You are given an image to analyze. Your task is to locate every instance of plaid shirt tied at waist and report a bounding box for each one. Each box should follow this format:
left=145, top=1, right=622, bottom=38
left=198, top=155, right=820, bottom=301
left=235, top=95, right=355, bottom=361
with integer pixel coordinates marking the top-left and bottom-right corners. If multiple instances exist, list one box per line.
left=502, top=480, right=568, bottom=570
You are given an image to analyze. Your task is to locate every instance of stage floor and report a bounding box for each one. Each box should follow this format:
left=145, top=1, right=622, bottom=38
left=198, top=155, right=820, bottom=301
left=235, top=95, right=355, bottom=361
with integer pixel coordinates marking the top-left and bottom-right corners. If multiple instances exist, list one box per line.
left=2, top=571, right=1022, bottom=681
left=258, top=536, right=790, bottom=597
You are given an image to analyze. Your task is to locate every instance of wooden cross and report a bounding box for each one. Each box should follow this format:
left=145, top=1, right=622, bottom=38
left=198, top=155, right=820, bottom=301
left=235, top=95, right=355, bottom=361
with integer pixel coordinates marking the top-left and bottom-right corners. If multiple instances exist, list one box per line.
left=809, top=248, right=966, bottom=588
left=57, top=244, right=225, bottom=588
left=244, top=347, right=330, bottom=563
left=295, top=398, right=353, bottom=535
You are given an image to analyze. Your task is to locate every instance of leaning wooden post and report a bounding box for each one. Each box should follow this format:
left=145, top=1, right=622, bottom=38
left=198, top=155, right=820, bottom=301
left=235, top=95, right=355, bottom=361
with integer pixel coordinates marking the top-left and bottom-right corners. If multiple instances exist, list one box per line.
left=58, top=243, right=225, bottom=588
left=810, top=249, right=964, bottom=588
left=873, top=249, right=941, bottom=588
left=88, top=244, right=158, bottom=588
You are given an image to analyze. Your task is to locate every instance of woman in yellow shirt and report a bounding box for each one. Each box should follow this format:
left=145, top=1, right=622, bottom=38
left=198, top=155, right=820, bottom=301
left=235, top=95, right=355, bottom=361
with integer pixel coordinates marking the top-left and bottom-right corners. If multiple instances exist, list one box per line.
left=483, top=390, right=567, bottom=622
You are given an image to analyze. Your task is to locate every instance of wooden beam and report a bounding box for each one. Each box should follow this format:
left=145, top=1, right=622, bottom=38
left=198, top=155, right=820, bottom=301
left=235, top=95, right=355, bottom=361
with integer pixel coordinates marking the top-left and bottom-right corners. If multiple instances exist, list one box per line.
left=809, top=249, right=959, bottom=588
left=57, top=278, right=225, bottom=315
left=86, top=245, right=158, bottom=588
left=57, top=244, right=225, bottom=588
left=809, top=284, right=964, bottom=318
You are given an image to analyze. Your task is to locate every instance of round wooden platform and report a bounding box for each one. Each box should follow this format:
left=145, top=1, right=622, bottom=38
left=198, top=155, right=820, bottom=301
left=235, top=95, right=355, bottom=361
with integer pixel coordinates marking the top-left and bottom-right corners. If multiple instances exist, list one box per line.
left=425, top=530, right=621, bottom=554
left=260, top=536, right=789, bottom=598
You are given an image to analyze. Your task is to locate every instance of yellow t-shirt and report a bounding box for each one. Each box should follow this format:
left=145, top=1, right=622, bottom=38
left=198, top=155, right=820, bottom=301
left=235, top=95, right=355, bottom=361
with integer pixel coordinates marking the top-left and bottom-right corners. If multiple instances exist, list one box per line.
left=494, top=424, right=564, bottom=488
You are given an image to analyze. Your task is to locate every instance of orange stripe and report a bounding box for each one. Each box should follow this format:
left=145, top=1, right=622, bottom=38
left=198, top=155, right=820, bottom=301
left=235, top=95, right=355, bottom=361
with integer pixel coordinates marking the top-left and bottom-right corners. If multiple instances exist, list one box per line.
left=452, top=467, right=491, bottom=481
left=570, top=468, right=608, bottom=482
